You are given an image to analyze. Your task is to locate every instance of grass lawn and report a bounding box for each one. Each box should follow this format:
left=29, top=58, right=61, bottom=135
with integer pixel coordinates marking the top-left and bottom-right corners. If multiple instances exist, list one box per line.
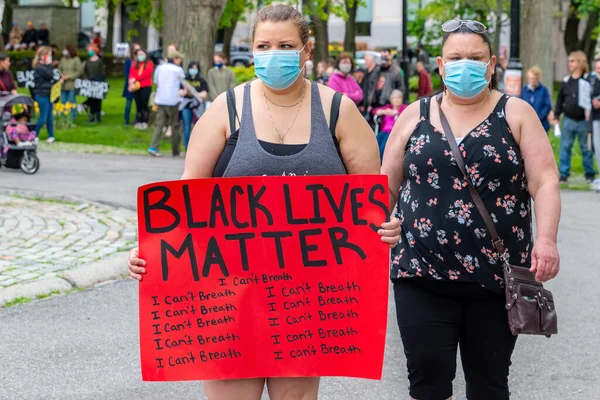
left=20, top=77, right=593, bottom=187
left=19, top=77, right=154, bottom=154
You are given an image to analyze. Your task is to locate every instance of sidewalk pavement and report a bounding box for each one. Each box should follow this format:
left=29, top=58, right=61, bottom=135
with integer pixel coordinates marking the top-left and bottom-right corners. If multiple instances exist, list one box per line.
left=0, top=191, right=136, bottom=306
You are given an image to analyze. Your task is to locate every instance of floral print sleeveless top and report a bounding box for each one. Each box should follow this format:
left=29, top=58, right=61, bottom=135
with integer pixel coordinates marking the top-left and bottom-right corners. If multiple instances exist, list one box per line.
left=391, top=95, right=533, bottom=294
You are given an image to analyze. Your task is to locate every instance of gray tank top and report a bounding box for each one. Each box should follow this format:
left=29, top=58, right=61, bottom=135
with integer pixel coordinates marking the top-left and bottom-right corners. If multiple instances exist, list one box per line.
left=222, top=81, right=347, bottom=177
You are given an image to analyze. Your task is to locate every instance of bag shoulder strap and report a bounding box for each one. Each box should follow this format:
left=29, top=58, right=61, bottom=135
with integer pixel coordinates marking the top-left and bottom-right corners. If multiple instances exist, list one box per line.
left=436, top=93, right=505, bottom=254
left=329, top=91, right=343, bottom=137
left=492, top=94, right=510, bottom=116
left=419, top=97, right=431, bottom=120
left=226, top=88, right=239, bottom=134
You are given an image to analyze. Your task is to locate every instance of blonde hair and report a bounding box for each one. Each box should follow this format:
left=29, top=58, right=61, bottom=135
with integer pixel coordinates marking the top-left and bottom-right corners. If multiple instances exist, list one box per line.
left=570, top=51, right=589, bottom=74
left=32, top=46, right=51, bottom=68
left=253, top=5, right=310, bottom=46
left=527, top=65, right=542, bottom=80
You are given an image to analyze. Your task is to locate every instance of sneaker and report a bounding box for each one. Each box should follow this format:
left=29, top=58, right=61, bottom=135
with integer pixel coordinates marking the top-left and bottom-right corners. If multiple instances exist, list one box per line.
left=591, top=179, right=600, bottom=192
left=46, top=137, right=55, bottom=143
left=586, top=177, right=595, bottom=184
left=142, top=123, right=149, bottom=130
left=559, top=176, right=568, bottom=183
left=16, top=141, right=26, bottom=147
left=148, top=148, right=162, bottom=157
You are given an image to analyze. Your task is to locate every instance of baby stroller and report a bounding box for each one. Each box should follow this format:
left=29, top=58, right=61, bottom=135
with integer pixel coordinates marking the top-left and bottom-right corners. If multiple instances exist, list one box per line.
left=0, top=94, right=39, bottom=174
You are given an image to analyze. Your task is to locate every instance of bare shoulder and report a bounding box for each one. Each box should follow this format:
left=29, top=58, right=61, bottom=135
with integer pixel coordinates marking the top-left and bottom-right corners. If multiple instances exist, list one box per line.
left=397, top=100, right=423, bottom=135
left=211, top=82, right=250, bottom=135
left=315, top=81, right=360, bottom=126
left=316, top=80, right=337, bottom=99
left=504, top=95, right=537, bottom=143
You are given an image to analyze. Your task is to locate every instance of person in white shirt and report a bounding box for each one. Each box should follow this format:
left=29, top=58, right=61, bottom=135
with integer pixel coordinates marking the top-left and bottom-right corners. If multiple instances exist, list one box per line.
left=149, top=49, right=185, bottom=157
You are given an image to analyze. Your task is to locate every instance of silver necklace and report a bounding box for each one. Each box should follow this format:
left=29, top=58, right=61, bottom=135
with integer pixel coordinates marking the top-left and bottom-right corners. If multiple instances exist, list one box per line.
left=263, top=82, right=306, bottom=144
left=263, top=81, right=306, bottom=107
left=264, top=93, right=303, bottom=108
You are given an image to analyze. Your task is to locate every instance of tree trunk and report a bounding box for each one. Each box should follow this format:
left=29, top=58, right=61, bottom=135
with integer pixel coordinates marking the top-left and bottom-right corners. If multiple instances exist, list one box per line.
left=312, top=3, right=329, bottom=65
left=223, top=19, right=237, bottom=62
left=492, top=0, right=502, bottom=55
left=564, top=0, right=580, bottom=54
left=0, top=0, right=5, bottom=49
left=521, top=0, right=554, bottom=93
left=162, top=0, right=227, bottom=80
left=343, top=0, right=358, bottom=55
left=105, top=2, right=115, bottom=54
left=581, top=11, right=599, bottom=64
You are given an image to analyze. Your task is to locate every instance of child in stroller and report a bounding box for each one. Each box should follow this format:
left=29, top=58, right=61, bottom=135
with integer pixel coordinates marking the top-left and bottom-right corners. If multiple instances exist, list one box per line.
left=0, top=95, right=40, bottom=174
left=4, top=110, right=36, bottom=146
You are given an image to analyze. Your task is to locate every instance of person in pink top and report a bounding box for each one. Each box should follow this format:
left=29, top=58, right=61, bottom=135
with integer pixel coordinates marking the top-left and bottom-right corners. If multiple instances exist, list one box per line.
left=372, top=89, right=406, bottom=160
left=327, top=53, right=364, bottom=104
left=5, top=112, right=35, bottom=144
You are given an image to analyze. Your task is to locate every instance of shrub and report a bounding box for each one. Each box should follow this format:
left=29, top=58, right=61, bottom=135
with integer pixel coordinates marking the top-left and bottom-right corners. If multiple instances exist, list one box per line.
left=6, top=50, right=123, bottom=78
left=232, top=66, right=255, bottom=84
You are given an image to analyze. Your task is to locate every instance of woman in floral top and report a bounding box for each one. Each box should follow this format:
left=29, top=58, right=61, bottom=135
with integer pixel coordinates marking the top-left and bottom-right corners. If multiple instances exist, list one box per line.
left=382, top=21, right=561, bottom=399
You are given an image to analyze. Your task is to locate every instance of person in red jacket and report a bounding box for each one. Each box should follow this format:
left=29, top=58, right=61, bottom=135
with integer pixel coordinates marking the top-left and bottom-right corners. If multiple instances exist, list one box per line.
left=416, top=61, right=432, bottom=98
left=129, top=48, right=155, bottom=129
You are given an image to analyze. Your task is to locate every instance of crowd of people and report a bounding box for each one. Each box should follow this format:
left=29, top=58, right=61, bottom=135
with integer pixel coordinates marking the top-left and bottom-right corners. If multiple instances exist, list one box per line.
left=123, top=44, right=236, bottom=156
left=5, top=21, right=50, bottom=51
left=0, top=14, right=597, bottom=189
left=311, top=44, right=600, bottom=191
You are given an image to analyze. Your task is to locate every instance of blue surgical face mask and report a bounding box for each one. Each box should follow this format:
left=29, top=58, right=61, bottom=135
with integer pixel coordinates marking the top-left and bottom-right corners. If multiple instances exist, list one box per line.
left=189, top=68, right=198, bottom=76
left=442, top=59, right=491, bottom=99
left=253, top=46, right=305, bottom=90
left=214, top=62, right=223, bottom=69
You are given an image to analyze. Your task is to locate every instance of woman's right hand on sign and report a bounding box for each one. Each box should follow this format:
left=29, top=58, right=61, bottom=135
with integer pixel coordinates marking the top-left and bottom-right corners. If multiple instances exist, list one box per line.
left=128, top=247, right=146, bottom=280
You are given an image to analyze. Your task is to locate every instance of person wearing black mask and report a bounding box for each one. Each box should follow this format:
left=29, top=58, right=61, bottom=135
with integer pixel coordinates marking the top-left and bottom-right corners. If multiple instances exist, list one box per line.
left=374, top=49, right=406, bottom=109
left=179, top=60, right=208, bottom=150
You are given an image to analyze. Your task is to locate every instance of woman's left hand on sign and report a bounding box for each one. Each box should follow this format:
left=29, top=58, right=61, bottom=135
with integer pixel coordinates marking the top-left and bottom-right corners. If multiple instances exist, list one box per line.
left=128, top=247, right=147, bottom=280
left=378, top=217, right=401, bottom=248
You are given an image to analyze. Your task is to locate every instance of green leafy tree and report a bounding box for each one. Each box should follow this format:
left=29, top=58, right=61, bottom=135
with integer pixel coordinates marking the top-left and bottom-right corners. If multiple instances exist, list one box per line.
left=407, top=0, right=509, bottom=56
left=219, top=0, right=254, bottom=62
left=565, top=0, right=600, bottom=63
left=68, top=0, right=227, bottom=78
left=344, top=0, right=366, bottom=55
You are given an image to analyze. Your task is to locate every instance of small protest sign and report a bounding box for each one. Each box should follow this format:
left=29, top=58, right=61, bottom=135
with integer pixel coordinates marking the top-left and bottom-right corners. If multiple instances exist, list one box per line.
left=15, top=68, right=60, bottom=89
left=50, top=81, right=62, bottom=103
left=137, top=175, right=390, bottom=381
left=74, top=79, right=109, bottom=99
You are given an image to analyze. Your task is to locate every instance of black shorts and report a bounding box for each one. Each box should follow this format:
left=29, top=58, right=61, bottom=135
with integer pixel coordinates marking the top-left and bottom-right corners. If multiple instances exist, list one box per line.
left=393, top=278, right=518, bottom=400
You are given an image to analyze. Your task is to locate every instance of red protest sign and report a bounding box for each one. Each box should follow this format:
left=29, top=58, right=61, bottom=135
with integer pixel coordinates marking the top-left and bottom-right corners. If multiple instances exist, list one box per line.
left=137, top=175, right=390, bottom=381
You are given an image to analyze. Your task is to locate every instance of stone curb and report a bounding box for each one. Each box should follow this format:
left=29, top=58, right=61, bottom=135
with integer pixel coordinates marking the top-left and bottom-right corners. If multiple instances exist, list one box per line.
left=0, top=252, right=131, bottom=307
left=0, top=187, right=135, bottom=211
left=60, top=252, right=129, bottom=288
left=0, top=190, right=136, bottom=307
left=0, top=278, right=72, bottom=306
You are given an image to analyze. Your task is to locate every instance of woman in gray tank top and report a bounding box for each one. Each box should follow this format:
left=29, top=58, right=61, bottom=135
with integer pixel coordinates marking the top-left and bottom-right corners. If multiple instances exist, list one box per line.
left=128, top=4, right=401, bottom=399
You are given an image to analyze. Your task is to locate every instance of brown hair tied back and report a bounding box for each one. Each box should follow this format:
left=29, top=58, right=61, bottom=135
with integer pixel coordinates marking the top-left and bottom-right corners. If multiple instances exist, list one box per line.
left=253, top=4, right=310, bottom=46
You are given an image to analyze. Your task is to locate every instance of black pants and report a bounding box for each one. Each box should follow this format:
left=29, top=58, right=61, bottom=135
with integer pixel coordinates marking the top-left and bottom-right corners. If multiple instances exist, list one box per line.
left=87, top=98, right=102, bottom=120
left=394, top=278, right=517, bottom=400
left=133, top=86, right=151, bottom=123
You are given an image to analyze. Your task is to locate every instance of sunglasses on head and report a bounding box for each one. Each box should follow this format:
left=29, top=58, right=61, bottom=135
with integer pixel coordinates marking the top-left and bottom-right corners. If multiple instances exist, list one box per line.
left=442, top=20, right=487, bottom=34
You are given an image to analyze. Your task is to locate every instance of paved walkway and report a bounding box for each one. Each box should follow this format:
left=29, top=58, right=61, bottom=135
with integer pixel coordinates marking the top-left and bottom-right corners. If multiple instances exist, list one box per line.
left=1, top=151, right=183, bottom=209
left=0, top=194, right=137, bottom=288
